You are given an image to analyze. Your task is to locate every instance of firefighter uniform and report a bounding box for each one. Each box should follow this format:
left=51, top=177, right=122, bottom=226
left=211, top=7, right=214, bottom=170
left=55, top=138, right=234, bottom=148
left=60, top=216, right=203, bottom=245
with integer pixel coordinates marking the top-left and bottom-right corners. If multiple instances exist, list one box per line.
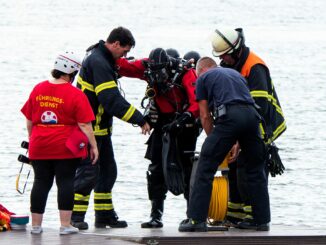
left=222, top=47, right=286, bottom=224
left=72, top=40, right=146, bottom=228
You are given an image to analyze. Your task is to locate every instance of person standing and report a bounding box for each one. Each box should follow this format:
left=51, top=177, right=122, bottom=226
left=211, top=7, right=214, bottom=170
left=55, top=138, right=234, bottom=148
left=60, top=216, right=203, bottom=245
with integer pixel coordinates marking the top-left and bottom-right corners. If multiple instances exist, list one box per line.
left=139, top=48, right=199, bottom=228
left=179, top=57, right=270, bottom=232
left=21, top=51, right=98, bottom=235
left=210, top=28, right=286, bottom=228
left=71, top=27, right=151, bottom=230
left=112, top=47, right=199, bottom=228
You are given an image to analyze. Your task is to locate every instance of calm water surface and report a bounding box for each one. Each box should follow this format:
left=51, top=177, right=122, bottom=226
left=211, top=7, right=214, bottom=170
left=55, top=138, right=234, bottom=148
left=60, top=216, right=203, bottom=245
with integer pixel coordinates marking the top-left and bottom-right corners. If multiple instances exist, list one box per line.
left=0, top=0, right=326, bottom=229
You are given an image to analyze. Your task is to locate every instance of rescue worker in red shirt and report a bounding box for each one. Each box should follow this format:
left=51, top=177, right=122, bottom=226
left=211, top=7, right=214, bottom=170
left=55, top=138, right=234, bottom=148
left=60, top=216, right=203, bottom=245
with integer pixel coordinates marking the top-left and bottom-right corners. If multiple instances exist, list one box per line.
left=21, top=51, right=98, bottom=235
left=210, top=28, right=286, bottom=229
left=119, top=48, right=199, bottom=228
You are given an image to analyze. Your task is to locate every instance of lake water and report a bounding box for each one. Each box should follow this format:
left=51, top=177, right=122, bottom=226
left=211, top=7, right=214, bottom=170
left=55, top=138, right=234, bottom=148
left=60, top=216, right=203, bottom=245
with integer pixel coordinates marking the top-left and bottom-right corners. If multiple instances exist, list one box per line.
left=1, top=0, right=326, bottom=229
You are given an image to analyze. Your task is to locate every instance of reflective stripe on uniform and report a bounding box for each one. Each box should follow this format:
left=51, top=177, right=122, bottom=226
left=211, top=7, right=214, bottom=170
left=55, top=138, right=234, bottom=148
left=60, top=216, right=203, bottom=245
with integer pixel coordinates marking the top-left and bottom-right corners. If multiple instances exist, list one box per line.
left=121, top=105, right=136, bottom=122
left=228, top=202, right=245, bottom=210
left=73, top=204, right=88, bottom=212
left=94, top=192, right=112, bottom=200
left=94, top=104, right=104, bottom=134
left=94, top=203, right=114, bottom=211
left=95, top=81, right=117, bottom=95
left=74, top=193, right=90, bottom=202
left=94, top=192, right=114, bottom=211
left=250, top=90, right=284, bottom=117
left=272, top=121, right=287, bottom=142
left=243, top=205, right=252, bottom=213
left=77, top=76, right=95, bottom=92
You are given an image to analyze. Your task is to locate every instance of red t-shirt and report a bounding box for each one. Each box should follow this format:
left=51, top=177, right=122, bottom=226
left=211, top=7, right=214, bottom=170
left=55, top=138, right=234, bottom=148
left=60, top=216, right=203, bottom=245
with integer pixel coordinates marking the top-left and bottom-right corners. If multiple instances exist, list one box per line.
left=21, top=80, right=95, bottom=160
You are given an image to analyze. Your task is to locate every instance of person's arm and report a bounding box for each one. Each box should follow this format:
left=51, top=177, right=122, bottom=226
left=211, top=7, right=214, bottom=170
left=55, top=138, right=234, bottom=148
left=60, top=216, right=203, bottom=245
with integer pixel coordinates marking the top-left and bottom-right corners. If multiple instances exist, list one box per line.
left=247, top=64, right=270, bottom=120
left=92, top=60, right=147, bottom=127
left=78, top=122, right=98, bottom=165
left=198, top=100, right=213, bottom=135
left=26, top=119, right=33, bottom=139
left=116, top=57, right=147, bottom=79
left=181, top=69, right=199, bottom=118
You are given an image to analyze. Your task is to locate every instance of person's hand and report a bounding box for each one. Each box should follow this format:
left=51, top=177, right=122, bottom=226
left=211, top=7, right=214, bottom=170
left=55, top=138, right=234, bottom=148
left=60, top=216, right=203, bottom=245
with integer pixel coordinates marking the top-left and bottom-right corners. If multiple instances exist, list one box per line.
left=228, top=142, right=240, bottom=163
left=141, top=122, right=151, bottom=135
left=89, top=145, right=99, bottom=165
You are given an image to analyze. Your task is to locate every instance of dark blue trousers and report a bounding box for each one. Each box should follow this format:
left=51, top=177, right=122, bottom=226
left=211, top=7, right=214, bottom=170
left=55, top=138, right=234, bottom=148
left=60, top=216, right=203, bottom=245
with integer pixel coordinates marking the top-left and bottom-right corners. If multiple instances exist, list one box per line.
left=188, top=104, right=270, bottom=225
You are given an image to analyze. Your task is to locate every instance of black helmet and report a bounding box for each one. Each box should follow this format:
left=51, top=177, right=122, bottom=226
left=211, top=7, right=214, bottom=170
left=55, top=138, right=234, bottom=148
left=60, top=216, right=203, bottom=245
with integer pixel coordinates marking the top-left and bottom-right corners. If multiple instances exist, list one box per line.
left=166, top=48, right=180, bottom=59
left=183, top=51, right=201, bottom=66
left=147, top=48, right=171, bottom=84
left=148, top=48, right=170, bottom=70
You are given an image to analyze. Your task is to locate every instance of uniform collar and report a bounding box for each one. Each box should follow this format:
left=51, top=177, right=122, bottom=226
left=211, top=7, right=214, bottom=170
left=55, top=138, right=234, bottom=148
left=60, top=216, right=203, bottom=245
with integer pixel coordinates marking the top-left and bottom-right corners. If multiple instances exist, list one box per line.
left=234, top=47, right=250, bottom=72
left=98, top=40, right=116, bottom=67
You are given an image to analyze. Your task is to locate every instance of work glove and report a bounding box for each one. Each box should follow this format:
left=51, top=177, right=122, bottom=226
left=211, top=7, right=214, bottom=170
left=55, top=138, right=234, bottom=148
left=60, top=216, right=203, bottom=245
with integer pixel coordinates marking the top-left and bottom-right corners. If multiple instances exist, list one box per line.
left=267, top=142, right=285, bottom=177
left=143, top=100, right=159, bottom=127
left=162, top=112, right=192, bottom=133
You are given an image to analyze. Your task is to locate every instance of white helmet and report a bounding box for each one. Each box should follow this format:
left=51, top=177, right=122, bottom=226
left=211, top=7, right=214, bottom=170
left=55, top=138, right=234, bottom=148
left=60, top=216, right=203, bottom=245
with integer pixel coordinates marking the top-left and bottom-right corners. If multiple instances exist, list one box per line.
left=54, top=51, right=81, bottom=74
left=211, top=28, right=244, bottom=57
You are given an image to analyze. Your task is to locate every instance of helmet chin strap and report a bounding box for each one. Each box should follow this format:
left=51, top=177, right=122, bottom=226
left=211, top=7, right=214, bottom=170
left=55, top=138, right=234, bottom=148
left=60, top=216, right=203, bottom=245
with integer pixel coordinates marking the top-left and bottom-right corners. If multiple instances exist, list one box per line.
left=215, top=28, right=244, bottom=65
left=230, top=47, right=242, bottom=64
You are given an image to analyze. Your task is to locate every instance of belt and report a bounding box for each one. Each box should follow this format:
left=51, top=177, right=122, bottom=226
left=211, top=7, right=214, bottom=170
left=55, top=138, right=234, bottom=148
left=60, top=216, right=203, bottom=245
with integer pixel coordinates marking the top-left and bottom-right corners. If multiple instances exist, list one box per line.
left=214, top=103, right=254, bottom=118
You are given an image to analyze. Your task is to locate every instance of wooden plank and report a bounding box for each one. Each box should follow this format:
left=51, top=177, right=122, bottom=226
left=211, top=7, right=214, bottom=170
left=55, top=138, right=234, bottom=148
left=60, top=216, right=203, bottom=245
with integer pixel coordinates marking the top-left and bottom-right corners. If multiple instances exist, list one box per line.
left=1, top=225, right=326, bottom=245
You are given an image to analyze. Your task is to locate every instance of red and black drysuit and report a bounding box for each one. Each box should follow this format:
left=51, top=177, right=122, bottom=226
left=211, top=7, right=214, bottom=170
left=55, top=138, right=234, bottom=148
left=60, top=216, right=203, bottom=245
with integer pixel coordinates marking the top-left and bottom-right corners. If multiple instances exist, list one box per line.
left=118, top=58, right=200, bottom=214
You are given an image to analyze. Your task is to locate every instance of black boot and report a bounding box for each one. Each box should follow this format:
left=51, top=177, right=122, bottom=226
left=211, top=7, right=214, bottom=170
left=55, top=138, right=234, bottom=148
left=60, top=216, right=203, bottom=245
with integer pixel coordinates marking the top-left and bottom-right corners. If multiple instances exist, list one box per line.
left=71, top=213, right=88, bottom=230
left=141, top=200, right=164, bottom=228
left=178, top=218, right=207, bottom=232
left=238, top=218, right=270, bottom=231
left=95, top=210, right=128, bottom=228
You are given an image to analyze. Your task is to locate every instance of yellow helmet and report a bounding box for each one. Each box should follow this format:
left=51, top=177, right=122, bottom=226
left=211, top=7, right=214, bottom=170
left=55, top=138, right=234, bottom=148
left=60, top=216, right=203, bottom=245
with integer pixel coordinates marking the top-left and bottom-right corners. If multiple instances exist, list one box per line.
left=211, top=28, right=244, bottom=57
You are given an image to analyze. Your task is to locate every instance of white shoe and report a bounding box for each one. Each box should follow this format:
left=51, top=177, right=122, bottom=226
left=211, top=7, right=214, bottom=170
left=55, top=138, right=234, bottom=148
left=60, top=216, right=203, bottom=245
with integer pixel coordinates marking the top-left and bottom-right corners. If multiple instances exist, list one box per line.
left=31, top=226, right=43, bottom=234
left=59, top=225, right=79, bottom=235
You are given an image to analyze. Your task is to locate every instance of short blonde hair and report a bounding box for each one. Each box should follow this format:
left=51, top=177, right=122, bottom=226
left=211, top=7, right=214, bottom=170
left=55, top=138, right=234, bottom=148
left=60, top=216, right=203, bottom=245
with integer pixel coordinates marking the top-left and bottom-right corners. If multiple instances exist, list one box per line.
left=196, top=57, right=218, bottom=76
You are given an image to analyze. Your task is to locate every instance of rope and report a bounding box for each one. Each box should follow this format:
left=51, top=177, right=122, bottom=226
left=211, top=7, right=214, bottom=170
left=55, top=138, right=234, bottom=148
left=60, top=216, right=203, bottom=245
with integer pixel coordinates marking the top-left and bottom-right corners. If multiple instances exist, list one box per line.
left=207, top=176, right=228, bottom=223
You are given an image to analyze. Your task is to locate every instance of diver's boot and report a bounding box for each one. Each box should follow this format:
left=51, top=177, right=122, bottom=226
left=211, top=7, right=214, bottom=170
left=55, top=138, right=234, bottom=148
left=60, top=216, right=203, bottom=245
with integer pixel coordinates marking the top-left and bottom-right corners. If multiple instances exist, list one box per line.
left=95, top=210, right=128, bottom=228
left=141, top=199, right=164, bottom=228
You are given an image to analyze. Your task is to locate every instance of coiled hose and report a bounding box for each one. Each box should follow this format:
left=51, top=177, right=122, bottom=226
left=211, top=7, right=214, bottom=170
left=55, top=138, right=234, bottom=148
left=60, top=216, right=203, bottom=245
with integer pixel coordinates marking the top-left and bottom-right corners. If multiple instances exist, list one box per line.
left=207, top=175, right=229, bottom=224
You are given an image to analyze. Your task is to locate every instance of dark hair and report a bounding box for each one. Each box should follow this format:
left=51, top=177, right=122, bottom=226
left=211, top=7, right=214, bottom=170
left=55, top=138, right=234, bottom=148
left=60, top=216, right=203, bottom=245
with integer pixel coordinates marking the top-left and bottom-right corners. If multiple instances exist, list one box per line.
left=51, top=69, right=66, bottom=79
left=106, top=26, right=135, bottom=47
left=51, top=69, right=77, bottom=81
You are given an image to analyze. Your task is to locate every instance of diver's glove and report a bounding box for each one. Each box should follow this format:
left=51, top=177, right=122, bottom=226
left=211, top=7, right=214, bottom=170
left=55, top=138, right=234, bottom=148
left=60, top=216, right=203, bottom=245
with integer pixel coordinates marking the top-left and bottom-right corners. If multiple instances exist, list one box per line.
left=267, top=142, right=285, bottom=177
left=162, top=112, right=192, bottom=133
